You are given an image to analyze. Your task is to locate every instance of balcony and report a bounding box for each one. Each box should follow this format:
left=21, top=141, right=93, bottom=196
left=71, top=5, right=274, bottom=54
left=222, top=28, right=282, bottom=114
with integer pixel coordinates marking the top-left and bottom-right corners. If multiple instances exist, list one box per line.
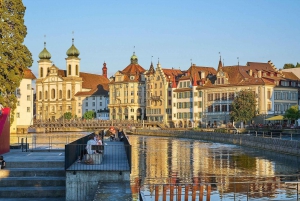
left=151, top=96, right=160, bottom=101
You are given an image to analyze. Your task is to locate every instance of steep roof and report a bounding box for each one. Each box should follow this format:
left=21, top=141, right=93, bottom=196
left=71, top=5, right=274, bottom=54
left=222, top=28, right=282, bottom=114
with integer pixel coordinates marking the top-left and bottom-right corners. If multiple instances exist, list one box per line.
left=23, top=69, right=36, bottom=80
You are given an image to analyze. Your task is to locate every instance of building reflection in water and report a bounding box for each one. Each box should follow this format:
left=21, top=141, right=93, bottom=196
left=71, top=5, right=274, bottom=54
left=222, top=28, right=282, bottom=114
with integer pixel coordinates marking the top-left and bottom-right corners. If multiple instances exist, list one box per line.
left=130, top=135, right=300, bottom=201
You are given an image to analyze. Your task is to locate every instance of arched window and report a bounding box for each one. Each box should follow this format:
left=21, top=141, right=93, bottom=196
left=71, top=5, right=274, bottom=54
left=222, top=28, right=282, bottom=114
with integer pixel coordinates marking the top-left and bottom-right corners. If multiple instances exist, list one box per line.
left=68, top=65, right=71, bottom=75
left=76, top=65, right=78, bottom=75
left=40, top=67, right=43, bottom=77
left=45, top=91, right=48, bottom=99
left=59, top=90, right=62, bottom=99
left=51, top=89, right=55, bottom=99
left=67, top=90, right=71, bottom=99
left=39, top=91, right=42, bottom=100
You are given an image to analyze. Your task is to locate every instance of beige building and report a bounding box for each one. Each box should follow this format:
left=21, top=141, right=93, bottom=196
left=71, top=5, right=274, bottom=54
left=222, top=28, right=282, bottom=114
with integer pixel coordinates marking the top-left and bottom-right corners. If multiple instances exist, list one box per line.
left=144, top=61, right=183, bottom=127
left=10, top=69, right=36, bottom=133
left=198, top=60, right=299, bottom=128
left=108, top=53, right=146, bottom=120
left=35, top=39, right=109, bottom=121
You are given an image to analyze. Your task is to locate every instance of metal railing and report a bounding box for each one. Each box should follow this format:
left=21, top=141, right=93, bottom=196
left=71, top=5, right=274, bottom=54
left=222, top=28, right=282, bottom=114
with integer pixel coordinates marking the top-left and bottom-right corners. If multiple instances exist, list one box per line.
left=65, top=134, right=131, bottom=171
left=10, top=135, right=81, bottom=151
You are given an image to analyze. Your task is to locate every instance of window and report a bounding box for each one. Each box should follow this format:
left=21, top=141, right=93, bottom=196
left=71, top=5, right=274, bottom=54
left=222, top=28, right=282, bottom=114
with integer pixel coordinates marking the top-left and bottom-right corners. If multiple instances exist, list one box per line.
left=27, top=84, right=31, bottom=90
left=59, top=90, right=62, bottom=99
left=51, top=89, right=55, bottom=99
left=40, top=67, right=43, bottom=77
left=222, top=93, right=227, bottom=100
left=131, top=99, right=134, bottom=103
left=85, top=102, right=88, bottom=107
left=17, top=113, right=20, bottom=118
left=267, top=90, right=271, bottom=99
left=168, top=100, right=171, bottom=105
left=67, top=90, right=71, bottom=99
left=100, top=102, right=102, bottom=106
left=92, top=97, right=95, bottom=100
left=268, top=103, right=272, bottom=111
left=68, top=65, right=71, bottom=75
left=17, top=101, right=20, bottom=106
left=76, top=65, right=78, bottom=75
left=39, top=91, right=42, bottom=100
left=92, top=102, right=95, bottom=107
left=45, top=91, right=48, bottom=99
left=27, top=95, right=30, bottom=101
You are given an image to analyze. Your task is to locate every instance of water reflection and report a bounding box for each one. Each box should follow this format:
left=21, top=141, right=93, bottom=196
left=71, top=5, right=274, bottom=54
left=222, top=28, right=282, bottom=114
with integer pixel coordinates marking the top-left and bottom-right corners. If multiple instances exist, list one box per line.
left=129, top=135, right=300, bottom=201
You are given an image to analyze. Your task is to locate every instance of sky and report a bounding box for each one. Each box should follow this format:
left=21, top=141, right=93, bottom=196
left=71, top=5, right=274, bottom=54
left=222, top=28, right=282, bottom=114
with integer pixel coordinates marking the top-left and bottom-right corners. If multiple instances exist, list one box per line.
left=23, top=0, right=300, bottom=78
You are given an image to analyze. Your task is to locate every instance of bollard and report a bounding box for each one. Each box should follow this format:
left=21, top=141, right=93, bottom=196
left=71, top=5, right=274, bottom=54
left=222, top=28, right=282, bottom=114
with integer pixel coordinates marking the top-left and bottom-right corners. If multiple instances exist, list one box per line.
left=256, top=131, right=257, bottom=137
left=21, top=138, right=24, bottom=152
left=271, top=132, right=272, bottom=138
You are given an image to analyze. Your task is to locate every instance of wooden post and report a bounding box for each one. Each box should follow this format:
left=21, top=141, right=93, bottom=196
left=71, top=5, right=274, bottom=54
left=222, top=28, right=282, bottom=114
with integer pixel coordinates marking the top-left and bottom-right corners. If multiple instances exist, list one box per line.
left=206, top=185, right=211, bottom=201
left=155, top=185, right=159, bottom=201
left=163, top=185, right=167, bottom=201
left=177, top=185, right=182, bottom=201
left=192, top=185, right=197, bottom=201
left=199, top=185, right=204, bottom=201
left=184, top=185, right=189, bottom=201
left=170, top=184, right=174, bottom=201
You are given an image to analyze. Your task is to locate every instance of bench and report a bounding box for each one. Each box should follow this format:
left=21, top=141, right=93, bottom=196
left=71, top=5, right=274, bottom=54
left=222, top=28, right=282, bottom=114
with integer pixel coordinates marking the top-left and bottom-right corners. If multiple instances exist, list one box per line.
left=84, top=153, right=103, bottom=164
left=83, top=145, right=104, bottom=165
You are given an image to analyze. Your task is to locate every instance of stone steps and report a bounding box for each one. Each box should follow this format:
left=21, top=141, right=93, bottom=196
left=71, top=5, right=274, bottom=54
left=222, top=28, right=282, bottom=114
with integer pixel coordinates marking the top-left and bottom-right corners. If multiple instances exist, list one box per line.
left=0, top=159, right=66, bottom=200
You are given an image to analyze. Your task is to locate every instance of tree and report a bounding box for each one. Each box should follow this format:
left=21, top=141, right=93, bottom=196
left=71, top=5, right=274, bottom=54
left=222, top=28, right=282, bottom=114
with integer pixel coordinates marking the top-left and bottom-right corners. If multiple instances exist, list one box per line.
left=283, top=63, right=295, bottom=69
left=84, top=111, right=96, bottom=120
left=296, top=62, right=300, bottom=68
left=0, top=0, right=33, bottom=123
left=64, top=112, right=72, bottom=120
left=230, top=90, right=257, bottom=126
left=284, top=105, right=300, bottom=122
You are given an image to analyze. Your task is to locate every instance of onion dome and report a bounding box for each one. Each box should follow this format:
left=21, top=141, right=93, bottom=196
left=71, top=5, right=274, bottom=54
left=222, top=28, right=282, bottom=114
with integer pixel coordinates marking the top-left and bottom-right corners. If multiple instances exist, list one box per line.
left=38, top=42, right=51, bottom=59
left=66, top=38, right=80, bottom=57
left=130, top=52, right=138, bottom=64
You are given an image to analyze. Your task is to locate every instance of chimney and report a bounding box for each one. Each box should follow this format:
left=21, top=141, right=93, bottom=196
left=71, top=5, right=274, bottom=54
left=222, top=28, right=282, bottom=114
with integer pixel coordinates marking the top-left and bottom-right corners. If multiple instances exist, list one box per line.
left=201, top=71, right=205, bottom=79
left=249, top=69, right=252, bottom=76
left=258, top=70, right=262, bottom=78
left=102, top=62, right=107, bottom=78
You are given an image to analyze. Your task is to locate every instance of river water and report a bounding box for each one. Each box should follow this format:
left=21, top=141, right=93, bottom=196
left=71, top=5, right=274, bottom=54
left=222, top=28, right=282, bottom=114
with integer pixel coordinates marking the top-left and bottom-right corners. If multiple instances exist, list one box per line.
left=128, top=135, right=300, bottom=201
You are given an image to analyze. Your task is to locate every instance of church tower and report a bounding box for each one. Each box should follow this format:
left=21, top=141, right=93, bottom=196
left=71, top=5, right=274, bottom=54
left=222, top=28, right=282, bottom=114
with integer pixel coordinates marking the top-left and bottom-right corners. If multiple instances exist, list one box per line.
left=38, top=42, right=52, bottom=79
left=66, top=38, right=80, bottom=77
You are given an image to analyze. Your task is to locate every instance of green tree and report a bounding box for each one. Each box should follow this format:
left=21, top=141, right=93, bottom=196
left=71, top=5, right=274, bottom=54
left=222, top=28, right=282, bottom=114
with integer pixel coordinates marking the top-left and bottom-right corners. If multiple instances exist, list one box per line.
left=283, top=63, right=295, bottom=69
left=64, top=112, right=72, bottom=120
left=0, top=0, right=33, bottom=123
left=84, top=111, right=96, bottom=120
left=296, top=62, right=300, bottom=68
left=284, top=105, right=300, bottom=122
left=230, top=90, right=257, bottom=126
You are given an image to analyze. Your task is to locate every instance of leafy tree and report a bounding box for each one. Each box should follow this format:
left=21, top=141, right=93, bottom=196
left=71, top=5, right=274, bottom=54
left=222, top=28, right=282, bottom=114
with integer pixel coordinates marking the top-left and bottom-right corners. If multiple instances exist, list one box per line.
left=284, top=105, right=300, bottom=122
left=64, top=112, right=72, bottom=120
left=230, top=90, right=257, bottom=125
left=296, top=62, right=300, bottom=68
left=283, top=63, right=295, bottom=69
left=0, top=0, right=33, bottom=123
left=84, top=111, right=96, bottom=120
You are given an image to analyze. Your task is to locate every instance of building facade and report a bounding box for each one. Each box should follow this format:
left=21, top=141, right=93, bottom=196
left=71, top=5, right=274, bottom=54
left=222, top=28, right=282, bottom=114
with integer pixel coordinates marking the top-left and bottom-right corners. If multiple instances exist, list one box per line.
left=35, top=39, right=109, bottom=121
left=10, top=69, right=36, bottom=133
left=108, top=53, right=146, bottom=121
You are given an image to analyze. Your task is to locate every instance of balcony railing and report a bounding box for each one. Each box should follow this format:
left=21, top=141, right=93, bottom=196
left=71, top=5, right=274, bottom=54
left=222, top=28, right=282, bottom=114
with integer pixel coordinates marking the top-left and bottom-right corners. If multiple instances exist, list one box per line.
left=151, top=96, right=160, bottom=101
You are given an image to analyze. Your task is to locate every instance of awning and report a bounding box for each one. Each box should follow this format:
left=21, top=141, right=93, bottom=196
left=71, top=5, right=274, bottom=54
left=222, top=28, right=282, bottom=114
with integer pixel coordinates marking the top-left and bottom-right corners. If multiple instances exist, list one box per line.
left=265, top=115, right=285, bottom=121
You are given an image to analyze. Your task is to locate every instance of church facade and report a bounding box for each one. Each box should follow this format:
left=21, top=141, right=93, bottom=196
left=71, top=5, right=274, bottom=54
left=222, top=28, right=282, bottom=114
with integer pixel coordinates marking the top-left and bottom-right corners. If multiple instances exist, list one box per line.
left=35, top=39, right=109, bottom=121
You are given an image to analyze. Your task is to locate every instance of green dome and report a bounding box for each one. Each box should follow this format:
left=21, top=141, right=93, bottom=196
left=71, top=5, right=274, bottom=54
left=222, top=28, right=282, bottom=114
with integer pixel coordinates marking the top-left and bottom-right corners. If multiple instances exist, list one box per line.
left=130, top=52, right=138, bottom=64
left=66, top=39, right=80, bottom=57
left=38, top=42, right=51, bottom=59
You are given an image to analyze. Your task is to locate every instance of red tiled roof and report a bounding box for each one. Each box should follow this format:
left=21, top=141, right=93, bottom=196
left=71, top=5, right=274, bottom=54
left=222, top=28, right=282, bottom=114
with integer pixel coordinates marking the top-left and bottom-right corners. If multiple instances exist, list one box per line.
left=23, top=69, right=36, bottom=79
left=56, top=70, right=109, bottom=96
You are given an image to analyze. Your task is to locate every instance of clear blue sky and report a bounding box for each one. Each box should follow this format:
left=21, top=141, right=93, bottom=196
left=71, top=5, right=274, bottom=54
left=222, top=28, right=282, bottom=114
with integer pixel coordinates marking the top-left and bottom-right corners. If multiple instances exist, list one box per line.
left=23, top=0, right=300, bottom=77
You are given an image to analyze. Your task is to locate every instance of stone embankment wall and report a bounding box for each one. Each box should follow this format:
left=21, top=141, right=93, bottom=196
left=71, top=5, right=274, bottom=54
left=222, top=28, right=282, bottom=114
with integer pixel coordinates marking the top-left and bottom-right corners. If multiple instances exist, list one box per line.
left=133, top=129, right=300, bottom=156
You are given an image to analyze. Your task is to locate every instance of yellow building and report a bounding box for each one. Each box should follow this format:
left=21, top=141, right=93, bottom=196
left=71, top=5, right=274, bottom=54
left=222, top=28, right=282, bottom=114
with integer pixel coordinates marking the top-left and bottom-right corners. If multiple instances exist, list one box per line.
left=35, top=39, right=109, bottom=121
left=144, top=61, right=183, bottom=127
left=108, top=52, right=146, bottom=120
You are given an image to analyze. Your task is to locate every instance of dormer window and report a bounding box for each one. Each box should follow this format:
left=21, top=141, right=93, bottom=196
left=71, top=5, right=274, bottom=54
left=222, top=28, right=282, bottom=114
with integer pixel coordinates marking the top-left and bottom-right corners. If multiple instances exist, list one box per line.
left=130, top=76, right=135, bottom=80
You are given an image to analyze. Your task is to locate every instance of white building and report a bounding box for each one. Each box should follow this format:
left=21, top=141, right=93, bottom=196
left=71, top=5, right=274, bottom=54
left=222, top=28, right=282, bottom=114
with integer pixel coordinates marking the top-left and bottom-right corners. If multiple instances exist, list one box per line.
left=10, top=69, right=36, bottom=133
